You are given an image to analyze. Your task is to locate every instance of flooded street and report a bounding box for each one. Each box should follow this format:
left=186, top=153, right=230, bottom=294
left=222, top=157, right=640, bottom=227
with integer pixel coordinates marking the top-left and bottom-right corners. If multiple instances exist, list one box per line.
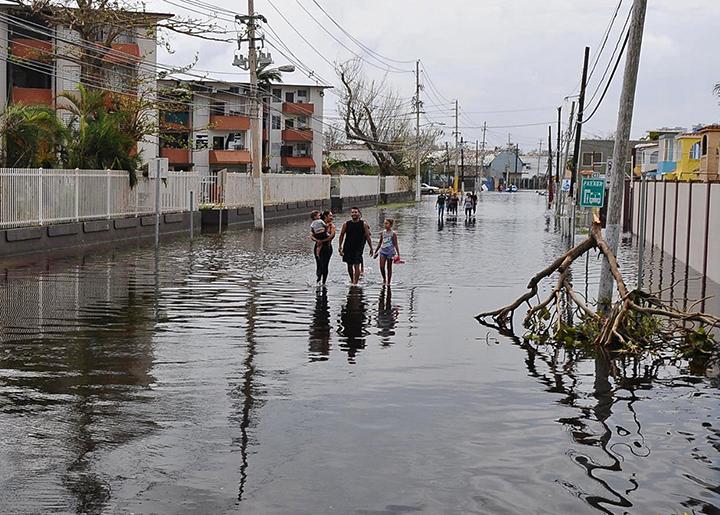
left=1, top=193, right=718, bottom=514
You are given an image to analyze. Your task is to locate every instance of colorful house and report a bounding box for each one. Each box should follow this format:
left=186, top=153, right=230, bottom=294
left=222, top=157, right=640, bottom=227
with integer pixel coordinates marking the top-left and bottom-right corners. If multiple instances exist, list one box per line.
left=698, top=125, right=720, bottom=181
left=657, top=131, right=683, bottom=178
left=633, top=142, right=658, bottom=177
left=672, top=133, right=701, bottom=181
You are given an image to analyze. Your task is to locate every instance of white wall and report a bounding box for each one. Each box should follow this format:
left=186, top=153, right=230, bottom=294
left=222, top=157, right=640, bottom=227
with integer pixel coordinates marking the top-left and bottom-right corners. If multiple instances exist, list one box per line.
left=336, top=175, right=379, bottom=197
left=632, top=181, right=720, bottom=284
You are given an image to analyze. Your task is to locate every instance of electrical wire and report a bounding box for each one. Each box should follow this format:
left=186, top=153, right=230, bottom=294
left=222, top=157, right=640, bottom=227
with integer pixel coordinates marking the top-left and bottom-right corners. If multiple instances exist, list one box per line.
left=294, top=0, right=411, bottom=73
left=581, top=27, right=630, bottom=124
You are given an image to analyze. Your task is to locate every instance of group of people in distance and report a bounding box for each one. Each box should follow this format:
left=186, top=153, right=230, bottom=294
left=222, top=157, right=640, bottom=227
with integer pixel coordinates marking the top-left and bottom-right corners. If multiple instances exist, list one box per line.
left=310, top=207, right=401, bottom=287
left=436, top=191, right=478, bottom=219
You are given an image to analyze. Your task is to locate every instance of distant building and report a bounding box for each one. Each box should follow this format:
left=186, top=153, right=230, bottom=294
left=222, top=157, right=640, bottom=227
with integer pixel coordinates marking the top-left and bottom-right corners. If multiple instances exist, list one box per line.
left=158, top=79, right=329, bottom=176
left=633, top=142, right=659, bottom=177
left=579, top=139, right=643, bottom=176
left=327, top=143, right=376, bottom=166
left=672, top=133, right=702, bottom=181
left=486, top=148, right=527, bottom=184
left=698, top=125, right=720, bottom=181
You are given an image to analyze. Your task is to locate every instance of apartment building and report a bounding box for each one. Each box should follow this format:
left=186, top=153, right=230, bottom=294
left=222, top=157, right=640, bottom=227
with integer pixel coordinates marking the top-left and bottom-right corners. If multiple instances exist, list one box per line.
left=0, top=4, right=165, bottom=162
left=158, top=79, right=329, bottom=176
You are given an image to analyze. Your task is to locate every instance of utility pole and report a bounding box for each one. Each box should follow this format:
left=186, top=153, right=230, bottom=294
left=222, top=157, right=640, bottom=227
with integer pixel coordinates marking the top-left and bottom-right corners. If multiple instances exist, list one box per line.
left=513, top=143, right=519, bottom=188
left=568, top=47, right=589, bottom=247
left=480, top=122, right=486, bottom=189
left=536, top=139, right=543, bottom=187
left=570, top=47, right=590, bottom=198
left=415, top=59, right=421, bottom=201
left=598, top=0, right=648, bottom=310
left=474, top=139, right=479, bottom=192
left=454, top=99, right=459, bottom=189
left=460, top=136, right=465, bottom=192
left=547, top=125, right=553, bottom=208
left=555, top=106, right=561, bottom=210
left=445, top=141, right=450, bottom=187
left=245, top=0, right=265, bottom=229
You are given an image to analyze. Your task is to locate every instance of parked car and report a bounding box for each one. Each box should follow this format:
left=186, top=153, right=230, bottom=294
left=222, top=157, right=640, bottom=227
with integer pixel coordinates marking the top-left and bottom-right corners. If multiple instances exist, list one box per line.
left=420, top=183, right=440, bottom=194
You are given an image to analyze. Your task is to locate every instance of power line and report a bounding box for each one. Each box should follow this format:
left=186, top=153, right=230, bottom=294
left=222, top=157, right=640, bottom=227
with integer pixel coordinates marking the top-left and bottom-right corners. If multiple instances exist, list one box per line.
left=294, top=0, right=411, bottom=73
left=310, top=0, right=416, bottom=65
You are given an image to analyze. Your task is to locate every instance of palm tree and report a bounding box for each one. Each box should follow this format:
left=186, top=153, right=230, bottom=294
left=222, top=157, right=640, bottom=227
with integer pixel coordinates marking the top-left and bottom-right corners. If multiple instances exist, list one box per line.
left=0, top=103, right=65, bottom=168
left=256, top=62, right=283, bottom=90
left=58, top=86, right=141, bottom=186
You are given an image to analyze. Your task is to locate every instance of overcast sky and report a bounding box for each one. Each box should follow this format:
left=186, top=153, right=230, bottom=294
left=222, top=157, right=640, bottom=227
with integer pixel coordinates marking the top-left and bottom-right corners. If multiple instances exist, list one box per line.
left=151, top=0, right=720, bottom=152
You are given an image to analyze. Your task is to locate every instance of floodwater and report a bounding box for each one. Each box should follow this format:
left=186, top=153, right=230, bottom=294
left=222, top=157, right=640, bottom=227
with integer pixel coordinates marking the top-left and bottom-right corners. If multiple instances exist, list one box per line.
left=0, top=193, right=718, bottom=515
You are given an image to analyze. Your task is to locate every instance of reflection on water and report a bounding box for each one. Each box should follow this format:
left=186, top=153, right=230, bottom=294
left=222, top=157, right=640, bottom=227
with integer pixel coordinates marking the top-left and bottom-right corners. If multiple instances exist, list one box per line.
left=0, top=193, right=718, bottom=514
left=308, top=289, right=331, bottom=362
left=338, top=287, right=369, bottom=363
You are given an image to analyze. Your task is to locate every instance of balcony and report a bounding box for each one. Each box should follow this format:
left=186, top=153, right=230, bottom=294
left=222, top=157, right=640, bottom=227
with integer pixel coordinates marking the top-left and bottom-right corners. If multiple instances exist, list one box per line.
left=282, top=128, right=313, bottom=142
left=10, top=39, right=52, bottom=61
left=210, top=114, right=251, bottom=131
left=282, top=102, right=314, bottom=116
left=161, top=148, right=191, bottom=165
left=210, top=150, right=252, bottom=165
left=102, top=43, right=141, bottom=65
left=12, top=87, right=53, bottom=106
left=162, top=111, right=191, bottom=132
left=281, top=156, right=316, bottom=169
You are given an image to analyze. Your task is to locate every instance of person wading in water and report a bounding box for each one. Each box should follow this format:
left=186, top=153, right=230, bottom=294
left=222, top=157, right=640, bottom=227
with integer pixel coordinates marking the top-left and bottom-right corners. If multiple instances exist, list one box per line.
left=311, top=211, right=336, bottom=286
left=339, top=207, right=373, bottom=285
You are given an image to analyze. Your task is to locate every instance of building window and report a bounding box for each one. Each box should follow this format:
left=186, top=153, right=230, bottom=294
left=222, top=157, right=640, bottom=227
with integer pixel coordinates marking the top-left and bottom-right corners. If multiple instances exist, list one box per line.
left=701, top=135, right=708, bottom=156
left=581, top=152, right=600, bottom=167
left=227, top=133, right=245, bottom=150
left=272, top=88, right=282, bottom=101
left=210, top=102, right=225, bottom=116
left=296, top=143, right=310, bottom=156
left=213, top=136, right=224, bottom=150
left=689, top=143, right=700, bottom=160
left=272, top=115, right=281, bottom=130
left=285, top=118, right=295, bottom=129
left=297, top=116, right=308, bottom=128
left=285, top=92, right=295, bottom=103
left=297, top=89, right=308, bottom=100
left=229, top=86, right=240, bottom=94
left=195, top=134, right=208, bottom=150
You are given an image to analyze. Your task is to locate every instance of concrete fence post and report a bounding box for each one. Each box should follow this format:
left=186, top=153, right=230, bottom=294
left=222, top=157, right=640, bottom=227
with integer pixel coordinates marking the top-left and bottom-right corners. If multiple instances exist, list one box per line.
left=38, top=167, right=43, bottom=225
left=106, top=169, right=111, bottom=219
left=74, top=168, right=80, bottom=222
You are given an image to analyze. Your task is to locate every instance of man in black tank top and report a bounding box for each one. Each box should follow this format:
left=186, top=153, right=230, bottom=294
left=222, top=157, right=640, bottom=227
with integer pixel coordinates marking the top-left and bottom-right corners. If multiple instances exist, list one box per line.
left=339, top=207, right=373, bottom=285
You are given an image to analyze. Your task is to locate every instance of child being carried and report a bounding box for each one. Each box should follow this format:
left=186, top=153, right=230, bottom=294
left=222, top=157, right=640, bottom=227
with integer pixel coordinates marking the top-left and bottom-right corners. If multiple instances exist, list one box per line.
left=310, top=210, right=328, bottom=257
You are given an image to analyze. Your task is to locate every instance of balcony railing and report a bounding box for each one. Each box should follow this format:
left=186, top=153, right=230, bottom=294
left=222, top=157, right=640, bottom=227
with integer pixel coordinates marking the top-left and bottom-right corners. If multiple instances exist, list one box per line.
left=160, top=148, right=191, bottom=165
left=10, top=39, right=53, bottom=61
left=209, top=150, right=252, bottom=165
left=12, top=87, right=53, bottom=106
left=282, top=128, right=313, bottom=142
left=281, top=156, right=316, bottom=169
left=282, top=102, right=314, bottom=116
left=210, top=114, right=251, bottom=131
left=102, top=43, right=141, bottom=65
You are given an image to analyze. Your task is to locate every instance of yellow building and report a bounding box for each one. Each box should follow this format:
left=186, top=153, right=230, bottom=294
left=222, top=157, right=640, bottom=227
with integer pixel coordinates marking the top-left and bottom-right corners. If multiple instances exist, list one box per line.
left=672, top=133, right=701, bottom=181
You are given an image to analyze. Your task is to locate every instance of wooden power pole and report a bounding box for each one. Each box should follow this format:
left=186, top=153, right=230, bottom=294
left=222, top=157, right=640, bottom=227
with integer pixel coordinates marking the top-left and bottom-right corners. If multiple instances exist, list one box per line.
left=598, top=0, right=648, bottom=310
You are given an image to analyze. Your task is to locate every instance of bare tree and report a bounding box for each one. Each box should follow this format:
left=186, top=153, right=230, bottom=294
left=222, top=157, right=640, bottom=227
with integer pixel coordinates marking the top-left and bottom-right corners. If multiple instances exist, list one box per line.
left=337, top=59, right=437, bottom=176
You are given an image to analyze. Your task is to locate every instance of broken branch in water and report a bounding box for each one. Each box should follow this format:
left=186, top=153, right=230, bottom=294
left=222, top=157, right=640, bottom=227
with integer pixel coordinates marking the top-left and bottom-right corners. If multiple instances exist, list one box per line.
left=476, top=213, right=719, bottom=364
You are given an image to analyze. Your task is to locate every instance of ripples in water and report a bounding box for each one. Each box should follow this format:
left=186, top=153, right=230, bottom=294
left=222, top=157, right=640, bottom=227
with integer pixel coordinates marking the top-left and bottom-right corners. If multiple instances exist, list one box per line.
left=0, top=193, right=718, bottom=514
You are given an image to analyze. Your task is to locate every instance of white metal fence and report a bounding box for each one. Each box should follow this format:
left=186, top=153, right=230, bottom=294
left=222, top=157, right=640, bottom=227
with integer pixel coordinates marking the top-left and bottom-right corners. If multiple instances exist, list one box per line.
left=203, top=172, right=331, bottom=208
left=0, top=168, right=199, bottom=229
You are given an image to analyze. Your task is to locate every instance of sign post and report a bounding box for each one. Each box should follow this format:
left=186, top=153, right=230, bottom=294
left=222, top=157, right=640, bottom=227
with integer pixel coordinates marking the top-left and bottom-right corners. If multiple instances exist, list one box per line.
left=579, top=177, right=605, bottom=208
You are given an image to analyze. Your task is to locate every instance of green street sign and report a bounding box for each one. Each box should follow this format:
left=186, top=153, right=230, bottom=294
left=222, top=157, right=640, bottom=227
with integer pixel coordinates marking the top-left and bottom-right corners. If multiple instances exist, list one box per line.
left=579, top=178, right=605, bottom=208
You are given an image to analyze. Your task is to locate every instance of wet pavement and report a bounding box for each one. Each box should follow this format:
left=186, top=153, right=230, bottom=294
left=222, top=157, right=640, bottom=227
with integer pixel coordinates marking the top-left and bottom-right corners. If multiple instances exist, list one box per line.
left=0, top=193, right=718, bottom=514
